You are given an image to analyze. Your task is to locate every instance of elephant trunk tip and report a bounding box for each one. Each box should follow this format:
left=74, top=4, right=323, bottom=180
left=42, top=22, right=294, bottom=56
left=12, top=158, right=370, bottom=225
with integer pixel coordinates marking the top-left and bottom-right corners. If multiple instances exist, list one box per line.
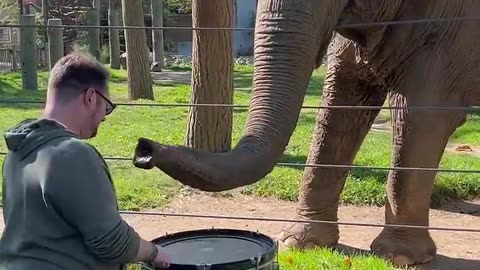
left=133, top=137, right=158, bottom=170
left=132, top=137, right=278, bottom=192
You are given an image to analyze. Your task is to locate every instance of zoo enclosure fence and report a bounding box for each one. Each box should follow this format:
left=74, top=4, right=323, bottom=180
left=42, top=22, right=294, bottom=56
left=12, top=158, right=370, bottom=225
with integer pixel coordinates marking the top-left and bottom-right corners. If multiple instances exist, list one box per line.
left=0, top=16, right=480, bottom=235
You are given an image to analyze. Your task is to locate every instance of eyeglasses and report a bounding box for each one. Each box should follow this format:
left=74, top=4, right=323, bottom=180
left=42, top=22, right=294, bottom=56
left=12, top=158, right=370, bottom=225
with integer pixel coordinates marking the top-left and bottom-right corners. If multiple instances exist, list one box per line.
left=94, top=90, right=116, bottom=115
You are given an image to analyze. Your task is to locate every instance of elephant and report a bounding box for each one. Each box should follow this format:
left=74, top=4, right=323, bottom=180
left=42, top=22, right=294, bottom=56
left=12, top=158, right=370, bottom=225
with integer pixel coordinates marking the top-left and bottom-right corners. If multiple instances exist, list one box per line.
left=132, top=0, right=480, bottom=266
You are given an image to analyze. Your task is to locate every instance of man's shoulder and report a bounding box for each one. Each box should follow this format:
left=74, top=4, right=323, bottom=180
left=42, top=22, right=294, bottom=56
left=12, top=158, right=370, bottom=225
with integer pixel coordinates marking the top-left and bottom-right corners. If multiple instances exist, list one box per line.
left=52, top=137, right=104, bottom=163
left=47, top=138, right=112, bottom=179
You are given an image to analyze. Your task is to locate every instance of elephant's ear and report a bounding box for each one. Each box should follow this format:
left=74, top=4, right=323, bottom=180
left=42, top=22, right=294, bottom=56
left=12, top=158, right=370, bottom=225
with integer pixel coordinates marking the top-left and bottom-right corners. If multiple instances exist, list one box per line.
left=314, top=31, right=334, bottom=69
left=313, top=1, right=356, bottom=69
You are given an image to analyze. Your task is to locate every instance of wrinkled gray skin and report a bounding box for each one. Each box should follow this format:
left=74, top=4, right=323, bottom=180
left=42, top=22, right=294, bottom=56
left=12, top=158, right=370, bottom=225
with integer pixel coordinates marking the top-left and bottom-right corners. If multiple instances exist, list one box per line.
left=133, top=0, right=480, bottom=266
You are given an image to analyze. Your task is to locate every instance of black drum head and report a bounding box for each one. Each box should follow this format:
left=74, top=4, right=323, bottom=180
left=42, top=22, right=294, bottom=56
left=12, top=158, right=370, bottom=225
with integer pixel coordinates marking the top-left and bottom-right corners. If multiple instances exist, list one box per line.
left=143, top=228, right=277, bottom=270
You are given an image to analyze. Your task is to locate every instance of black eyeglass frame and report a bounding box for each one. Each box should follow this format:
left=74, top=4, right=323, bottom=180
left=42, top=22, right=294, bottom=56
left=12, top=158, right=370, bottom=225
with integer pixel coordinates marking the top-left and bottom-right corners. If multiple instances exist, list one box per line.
left=85, top=88, right=116, bottom=115
left=95, top=90, right=116, bottom=115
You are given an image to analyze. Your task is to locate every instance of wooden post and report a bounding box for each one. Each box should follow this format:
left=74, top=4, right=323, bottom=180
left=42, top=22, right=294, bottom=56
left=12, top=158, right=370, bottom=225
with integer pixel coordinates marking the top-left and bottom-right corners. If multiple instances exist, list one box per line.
left=109, top=0, right=121, bottom=69
left=86, top=8, right=100, bottom=59
left=20, top=15, right=38, bottom=91
left=48, top=18, right=63, bottom=69
left=11, top=29, right=18, bottom=71
left=150, top=0, right=164, bottom=71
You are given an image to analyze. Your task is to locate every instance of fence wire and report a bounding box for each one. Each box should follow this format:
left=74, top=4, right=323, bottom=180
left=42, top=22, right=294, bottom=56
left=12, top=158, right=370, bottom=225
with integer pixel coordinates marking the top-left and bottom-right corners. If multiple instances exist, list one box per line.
left=118, top=211, right=480, bottom=233
left=0, top=152, right=478, bottom=174
left=2, top=15, right=480, bottom=30
left=1, top=14, right=479, bottom=237
left=1, top=99, right=480, bottom=112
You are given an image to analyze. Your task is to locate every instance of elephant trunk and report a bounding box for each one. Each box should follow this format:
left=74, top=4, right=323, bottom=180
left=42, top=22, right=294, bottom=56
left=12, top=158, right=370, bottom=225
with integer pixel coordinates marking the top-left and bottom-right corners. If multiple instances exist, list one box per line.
left=134, top=0, right=345, bottom=191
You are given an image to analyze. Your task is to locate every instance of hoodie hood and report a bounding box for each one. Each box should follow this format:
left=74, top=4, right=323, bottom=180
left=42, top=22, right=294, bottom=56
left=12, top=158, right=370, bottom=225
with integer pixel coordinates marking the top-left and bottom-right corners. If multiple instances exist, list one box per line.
left=4, top=118, right=78, bottom=160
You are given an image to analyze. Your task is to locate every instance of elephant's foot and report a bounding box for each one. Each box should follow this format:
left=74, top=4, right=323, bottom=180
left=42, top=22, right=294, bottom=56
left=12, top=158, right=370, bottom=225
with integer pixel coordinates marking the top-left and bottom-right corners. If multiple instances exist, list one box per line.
left=370, top=228, right=436, bottom=266
left=277, top=218, right=339, bottom=250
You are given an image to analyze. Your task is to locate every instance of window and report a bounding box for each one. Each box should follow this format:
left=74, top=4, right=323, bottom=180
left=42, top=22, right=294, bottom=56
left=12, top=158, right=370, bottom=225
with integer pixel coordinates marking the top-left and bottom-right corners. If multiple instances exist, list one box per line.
left=0, top=28, right=10, bottom=43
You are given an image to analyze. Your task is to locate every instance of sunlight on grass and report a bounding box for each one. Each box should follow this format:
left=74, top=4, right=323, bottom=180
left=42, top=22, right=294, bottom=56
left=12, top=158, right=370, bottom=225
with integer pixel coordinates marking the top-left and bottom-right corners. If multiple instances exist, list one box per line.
left=1, top=64, right=479, bottom=210
left=277, top=248, right=402, bottom=270
left=125, top=247, right=402, bottom=270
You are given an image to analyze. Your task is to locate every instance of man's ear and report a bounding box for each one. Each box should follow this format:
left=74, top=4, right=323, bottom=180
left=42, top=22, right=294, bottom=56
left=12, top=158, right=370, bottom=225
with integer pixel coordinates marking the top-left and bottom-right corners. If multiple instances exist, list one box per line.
left=83, top=88, right=97, bottom=108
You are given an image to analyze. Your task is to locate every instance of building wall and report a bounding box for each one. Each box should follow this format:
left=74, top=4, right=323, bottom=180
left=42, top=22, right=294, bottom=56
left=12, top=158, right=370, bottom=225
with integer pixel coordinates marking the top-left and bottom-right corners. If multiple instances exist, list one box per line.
left=233, top=0, right=256, bottom=56
left=164, top=0, right=257, bottom=57
left=0, top=10, right=13, bottom=46
left=164, top=13, right=193, bottom=56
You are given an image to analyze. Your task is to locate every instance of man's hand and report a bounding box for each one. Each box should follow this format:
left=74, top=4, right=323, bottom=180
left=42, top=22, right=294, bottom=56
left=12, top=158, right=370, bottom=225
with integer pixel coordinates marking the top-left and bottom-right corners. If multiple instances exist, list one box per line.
left=152, top=245, right=171, bottom=269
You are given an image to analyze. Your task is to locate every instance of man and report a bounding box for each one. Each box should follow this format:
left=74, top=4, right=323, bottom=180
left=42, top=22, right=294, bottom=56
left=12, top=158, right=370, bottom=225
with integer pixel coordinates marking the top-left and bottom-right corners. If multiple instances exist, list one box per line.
left=0, top=53, right=170, bottom=270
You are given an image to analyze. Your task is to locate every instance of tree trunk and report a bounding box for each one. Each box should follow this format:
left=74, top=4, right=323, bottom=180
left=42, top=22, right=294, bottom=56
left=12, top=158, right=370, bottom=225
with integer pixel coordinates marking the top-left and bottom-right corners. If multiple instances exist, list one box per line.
left=150, top=0, right=164, bottom=71
left=109, top=0, right=121, bottom=69
left=121, top=0, right=154, bottom=100
left=185, top=0, right=234, bottom=152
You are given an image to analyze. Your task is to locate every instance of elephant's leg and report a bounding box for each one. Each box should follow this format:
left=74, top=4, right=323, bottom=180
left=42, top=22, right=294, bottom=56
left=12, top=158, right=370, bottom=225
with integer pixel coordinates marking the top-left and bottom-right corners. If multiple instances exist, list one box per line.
left=370, top=92, right=467, bottom=266
left=278, top=44, right=387, bottom=249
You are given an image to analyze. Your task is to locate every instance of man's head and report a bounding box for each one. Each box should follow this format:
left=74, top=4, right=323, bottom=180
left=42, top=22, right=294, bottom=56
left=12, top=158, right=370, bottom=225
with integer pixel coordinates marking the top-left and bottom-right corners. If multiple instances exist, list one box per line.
left=44, top=52, right=115, bottom=139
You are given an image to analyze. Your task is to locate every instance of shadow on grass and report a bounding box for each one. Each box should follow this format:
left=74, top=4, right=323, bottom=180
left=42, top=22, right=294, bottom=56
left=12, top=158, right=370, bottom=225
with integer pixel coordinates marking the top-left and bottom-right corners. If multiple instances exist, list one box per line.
left=234, top=72, right=252, bottom=91
left=110, top=74, right=128, bottom=84
left=278, top=153, right=307, bottom=165
left=233, top=108, right=249, bottom=113
left=278, top=153, right=388, bottom=183
left=349, top=168, right=388, bottom=184
left=0, top=79, right=46, bottom=110
left=0, top=78, right=16, bottom=91
left=306, top=72, right=325, bottom=96
left=450, top=117, right=480, bottom=143
left=468, top=111, right=480, bottom=117
left=336, top=244, right=480, bottom=270
left=0, top=102, right=44, bottom=110
left=431, top=199, right=480, bottom=217
left=153, top=81, right=190, bottom=88
left=167, top=66, right=192, bottom=72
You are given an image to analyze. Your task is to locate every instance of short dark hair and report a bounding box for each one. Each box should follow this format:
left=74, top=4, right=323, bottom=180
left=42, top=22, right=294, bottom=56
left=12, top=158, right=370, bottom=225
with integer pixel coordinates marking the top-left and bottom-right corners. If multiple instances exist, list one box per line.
left=47, top=52, right=109, bottom=102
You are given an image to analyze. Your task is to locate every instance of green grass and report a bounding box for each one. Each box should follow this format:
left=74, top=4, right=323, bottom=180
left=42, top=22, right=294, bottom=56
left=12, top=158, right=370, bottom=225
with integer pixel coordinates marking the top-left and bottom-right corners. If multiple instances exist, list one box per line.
left=276, top=248, right=402, bottom=270
left=1, top=63, right=477, bottom=270
left=0, top=64, right=479, bottom=211
left=125, top=248, right=403, bottom=270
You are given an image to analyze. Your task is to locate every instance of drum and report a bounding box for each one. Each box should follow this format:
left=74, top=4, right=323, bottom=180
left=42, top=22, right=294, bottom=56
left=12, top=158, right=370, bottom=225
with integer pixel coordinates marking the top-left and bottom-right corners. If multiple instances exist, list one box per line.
left=140, top=228, right=279, bottom=270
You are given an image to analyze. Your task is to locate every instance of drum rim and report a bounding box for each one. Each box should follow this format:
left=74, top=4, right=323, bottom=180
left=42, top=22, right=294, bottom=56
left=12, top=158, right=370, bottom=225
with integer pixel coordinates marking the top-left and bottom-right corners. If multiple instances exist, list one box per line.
left=146, top=228, right=278, bottom=269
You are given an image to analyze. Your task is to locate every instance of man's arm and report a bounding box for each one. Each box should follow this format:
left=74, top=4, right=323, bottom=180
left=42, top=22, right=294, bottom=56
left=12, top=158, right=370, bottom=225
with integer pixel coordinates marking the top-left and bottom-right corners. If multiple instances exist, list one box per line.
left=44, top=141, right=155, bottom=264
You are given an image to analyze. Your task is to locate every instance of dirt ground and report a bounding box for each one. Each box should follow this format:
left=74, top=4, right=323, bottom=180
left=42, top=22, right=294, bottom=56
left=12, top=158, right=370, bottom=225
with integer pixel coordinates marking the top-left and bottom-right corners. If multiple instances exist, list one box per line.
left=0, top=191, right=478, bottom=269
left=115, top=190, right=479, bottom=270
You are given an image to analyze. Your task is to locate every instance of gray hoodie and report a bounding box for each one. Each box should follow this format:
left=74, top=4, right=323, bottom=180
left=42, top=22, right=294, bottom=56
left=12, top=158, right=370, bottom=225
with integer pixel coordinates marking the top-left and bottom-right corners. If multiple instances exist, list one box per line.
left=0, top=118, right=140, bottom=270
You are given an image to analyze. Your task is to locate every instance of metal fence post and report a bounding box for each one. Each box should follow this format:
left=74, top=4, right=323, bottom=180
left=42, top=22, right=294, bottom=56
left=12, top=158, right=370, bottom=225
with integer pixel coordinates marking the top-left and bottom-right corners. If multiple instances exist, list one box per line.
left=108, top=0, right=121, bottom=69
left=48, top=18, right=64, bottom=69
left=20, top=15, right=38, bottom=91
left=11, top=28, right=18, bottom=71
left=87, top=8, right=101, bottom=60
